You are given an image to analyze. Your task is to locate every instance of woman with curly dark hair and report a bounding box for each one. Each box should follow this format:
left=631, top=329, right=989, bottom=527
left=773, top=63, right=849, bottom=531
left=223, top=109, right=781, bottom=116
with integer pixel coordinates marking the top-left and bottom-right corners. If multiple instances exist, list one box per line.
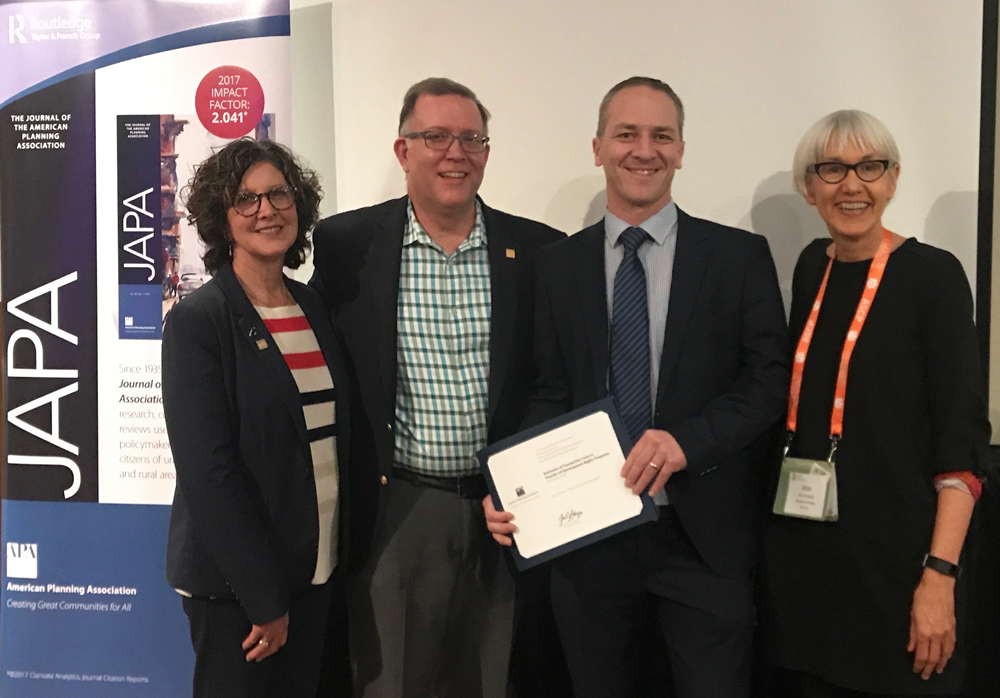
left=162, top=137, right=352, bottom=698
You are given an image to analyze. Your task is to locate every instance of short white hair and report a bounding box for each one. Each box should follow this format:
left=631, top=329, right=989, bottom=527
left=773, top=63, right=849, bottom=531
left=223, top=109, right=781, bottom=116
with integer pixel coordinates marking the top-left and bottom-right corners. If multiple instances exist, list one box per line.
left=792, top=110, right=900, bottom=196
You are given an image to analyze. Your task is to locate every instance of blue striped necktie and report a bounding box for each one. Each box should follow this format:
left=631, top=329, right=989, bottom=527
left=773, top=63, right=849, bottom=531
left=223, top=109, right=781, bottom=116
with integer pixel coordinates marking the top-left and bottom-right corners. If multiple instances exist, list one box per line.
left=611, top=226, right=652, bottom=445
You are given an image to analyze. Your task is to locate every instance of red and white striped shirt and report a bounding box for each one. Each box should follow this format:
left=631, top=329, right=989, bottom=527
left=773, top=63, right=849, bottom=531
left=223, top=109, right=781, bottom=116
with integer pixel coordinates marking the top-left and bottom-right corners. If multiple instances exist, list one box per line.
left=257, top=303, right=339, bottom=584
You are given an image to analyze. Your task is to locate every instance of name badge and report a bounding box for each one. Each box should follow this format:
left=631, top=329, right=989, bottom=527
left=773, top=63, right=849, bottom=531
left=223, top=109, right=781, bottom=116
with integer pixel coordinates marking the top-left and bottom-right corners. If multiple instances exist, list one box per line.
left=773, top=456, right=838, bottom=521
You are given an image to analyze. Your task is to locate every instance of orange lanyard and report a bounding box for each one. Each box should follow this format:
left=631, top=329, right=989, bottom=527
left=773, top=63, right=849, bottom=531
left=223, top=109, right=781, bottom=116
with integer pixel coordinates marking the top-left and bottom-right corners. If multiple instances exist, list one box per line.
left=787, top=229, right=892, bottom=455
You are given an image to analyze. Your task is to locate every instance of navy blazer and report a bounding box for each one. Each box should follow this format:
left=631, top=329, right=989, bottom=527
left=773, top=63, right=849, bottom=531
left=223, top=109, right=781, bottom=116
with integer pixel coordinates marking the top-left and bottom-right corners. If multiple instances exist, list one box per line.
left=310, top=196, right=564, bottom=568
left=163, top=264, right=351, bottom=624
left=527, top=209, right=789, bottom=577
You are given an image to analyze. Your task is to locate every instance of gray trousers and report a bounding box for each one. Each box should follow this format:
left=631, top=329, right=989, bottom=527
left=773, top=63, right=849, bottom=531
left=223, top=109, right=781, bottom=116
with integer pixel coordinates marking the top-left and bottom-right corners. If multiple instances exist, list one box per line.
left=349, top=477, right=515, bottom=698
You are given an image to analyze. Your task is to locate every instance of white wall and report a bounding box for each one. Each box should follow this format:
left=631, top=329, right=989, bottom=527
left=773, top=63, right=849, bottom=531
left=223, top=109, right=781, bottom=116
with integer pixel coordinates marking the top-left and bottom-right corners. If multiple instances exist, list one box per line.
left=289, top=0, right=983, bottom=310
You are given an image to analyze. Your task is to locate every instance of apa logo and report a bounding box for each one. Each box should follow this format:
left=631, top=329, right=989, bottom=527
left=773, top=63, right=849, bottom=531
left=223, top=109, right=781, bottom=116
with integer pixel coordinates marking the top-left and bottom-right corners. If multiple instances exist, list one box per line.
left=6, top=542, right=38, bottom=579
left=9, top=15, right=26, bottom=44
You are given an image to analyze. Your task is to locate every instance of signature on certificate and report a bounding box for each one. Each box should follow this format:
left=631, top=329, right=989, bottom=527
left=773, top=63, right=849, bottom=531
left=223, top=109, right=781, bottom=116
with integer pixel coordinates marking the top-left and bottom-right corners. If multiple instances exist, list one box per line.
left=558, top=509, right=583, bottom=527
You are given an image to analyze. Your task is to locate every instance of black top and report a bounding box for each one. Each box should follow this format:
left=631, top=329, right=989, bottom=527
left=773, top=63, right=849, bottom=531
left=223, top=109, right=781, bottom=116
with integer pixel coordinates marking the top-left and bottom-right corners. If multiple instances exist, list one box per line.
left=758, top=238, right=991, bottom=695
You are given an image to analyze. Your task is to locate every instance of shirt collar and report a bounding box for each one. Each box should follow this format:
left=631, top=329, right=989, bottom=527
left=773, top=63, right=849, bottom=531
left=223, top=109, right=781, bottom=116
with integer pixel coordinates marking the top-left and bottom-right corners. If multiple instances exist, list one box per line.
left=404, top=198, right=487, bottom=252
left=604, top=200, right=678, bottom=248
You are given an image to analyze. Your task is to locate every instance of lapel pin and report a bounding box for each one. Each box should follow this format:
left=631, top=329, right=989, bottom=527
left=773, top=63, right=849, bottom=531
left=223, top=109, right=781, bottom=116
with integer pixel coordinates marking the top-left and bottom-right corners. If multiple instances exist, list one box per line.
left=256, top=339, right=268, bottom=350
left=248, top=326, right=258, bottom=338
left=505, top=248, right=516, bottom=259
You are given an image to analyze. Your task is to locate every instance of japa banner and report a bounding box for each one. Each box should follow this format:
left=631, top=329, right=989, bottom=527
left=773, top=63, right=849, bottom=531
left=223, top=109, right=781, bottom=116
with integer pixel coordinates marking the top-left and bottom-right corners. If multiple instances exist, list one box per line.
left=0, top=1, right=291, bottom=694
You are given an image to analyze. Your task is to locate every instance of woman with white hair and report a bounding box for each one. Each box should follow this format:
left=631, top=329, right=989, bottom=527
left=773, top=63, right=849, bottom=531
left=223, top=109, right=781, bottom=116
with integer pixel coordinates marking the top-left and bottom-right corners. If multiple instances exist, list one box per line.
left=757, top=110, right=991, bottom=697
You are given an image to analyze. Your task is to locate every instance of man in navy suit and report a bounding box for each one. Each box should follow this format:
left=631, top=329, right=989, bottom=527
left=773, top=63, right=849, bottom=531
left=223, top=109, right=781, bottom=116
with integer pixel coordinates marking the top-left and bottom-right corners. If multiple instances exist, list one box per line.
left=487, top=76, right=789, bottom=698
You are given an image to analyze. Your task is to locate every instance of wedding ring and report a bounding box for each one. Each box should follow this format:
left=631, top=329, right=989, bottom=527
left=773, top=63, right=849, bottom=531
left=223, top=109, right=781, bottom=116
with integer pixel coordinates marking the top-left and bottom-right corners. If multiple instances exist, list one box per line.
left=648, top=462, right=660, bottom=470
left=258, top=639, right=269, bottom=647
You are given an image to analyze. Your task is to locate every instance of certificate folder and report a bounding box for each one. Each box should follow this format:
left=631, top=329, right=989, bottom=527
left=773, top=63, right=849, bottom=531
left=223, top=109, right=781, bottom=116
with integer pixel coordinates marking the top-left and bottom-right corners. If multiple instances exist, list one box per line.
left=477, top=398, right=658, bottom=570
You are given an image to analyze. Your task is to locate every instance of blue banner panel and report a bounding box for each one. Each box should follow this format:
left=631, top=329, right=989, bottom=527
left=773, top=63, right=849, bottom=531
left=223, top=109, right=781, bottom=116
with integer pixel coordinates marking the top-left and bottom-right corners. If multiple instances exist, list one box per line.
left=0, top=500, right=193, bottom=697
left=118, top=286, right=162, bottom=340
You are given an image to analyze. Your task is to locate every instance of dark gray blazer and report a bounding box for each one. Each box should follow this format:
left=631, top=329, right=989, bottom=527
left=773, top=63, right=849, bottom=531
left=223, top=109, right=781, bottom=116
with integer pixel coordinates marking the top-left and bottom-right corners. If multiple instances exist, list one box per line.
left=163, top=264, right=351, bottom=624
left=310, top=196, right=564, bottom=568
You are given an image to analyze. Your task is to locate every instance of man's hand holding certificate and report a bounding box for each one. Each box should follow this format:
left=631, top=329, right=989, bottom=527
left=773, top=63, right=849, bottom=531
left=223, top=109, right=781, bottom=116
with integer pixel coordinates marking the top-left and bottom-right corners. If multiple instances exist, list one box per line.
left=479, top=399, right=660, bottom=569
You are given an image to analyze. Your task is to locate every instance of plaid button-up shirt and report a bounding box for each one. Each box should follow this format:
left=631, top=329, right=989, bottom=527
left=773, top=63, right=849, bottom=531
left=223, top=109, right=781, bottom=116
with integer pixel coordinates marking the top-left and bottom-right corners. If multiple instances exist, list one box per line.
left=393, top=200, right=491, bottom=476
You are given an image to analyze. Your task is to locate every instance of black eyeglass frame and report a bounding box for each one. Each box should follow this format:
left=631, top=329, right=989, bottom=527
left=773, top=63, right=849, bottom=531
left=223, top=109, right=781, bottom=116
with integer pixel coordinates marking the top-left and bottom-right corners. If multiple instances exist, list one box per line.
left=402, top=130, right=490, bottom=153
left=809, top=159, right=892, bottom=185
left=231, top=186, right=297, bottom=217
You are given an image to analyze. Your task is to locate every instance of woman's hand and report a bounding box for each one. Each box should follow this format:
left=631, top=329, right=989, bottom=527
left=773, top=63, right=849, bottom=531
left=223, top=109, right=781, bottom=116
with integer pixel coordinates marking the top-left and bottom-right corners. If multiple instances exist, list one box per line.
left=908, top=569, right=956, bottom=680
left=908, top=487, right=974, bottom=679
left=242, top=612, right=289, bottom=662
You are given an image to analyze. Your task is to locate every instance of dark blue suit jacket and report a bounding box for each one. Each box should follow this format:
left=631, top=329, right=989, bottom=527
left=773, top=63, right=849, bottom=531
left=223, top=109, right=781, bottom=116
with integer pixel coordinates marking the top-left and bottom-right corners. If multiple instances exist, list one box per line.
left=163, top=264, right=351, bottom=624
left=527, top=209, right=789, bottom=577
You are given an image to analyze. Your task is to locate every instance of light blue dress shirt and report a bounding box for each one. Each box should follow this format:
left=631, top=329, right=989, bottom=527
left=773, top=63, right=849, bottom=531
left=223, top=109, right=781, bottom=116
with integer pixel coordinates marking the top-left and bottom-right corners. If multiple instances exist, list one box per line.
left=604, top=201, right=679, bottom=504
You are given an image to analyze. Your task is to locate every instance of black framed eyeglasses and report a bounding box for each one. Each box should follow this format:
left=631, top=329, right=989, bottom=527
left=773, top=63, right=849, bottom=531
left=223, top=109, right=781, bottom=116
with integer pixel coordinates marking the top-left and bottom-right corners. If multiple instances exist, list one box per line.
left=231, top=186, right=296, bottom=217
left=810, top=160, right=891, bottom=184
left=403, top=130, right=490, bottom=153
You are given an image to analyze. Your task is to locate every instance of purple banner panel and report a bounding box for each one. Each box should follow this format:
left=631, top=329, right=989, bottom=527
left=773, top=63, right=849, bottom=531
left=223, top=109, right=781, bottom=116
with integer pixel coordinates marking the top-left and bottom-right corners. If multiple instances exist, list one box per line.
left=1, top=0, right=290, bottom=107
left=117, top=115, right=163, bottom=339
left=1, top=72, right=98, bottom=503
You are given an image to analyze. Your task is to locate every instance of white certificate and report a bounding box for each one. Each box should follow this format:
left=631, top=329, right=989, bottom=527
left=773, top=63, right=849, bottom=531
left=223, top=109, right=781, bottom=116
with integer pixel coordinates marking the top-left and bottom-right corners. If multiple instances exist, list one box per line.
left=485, top=410, right=645, bottom=560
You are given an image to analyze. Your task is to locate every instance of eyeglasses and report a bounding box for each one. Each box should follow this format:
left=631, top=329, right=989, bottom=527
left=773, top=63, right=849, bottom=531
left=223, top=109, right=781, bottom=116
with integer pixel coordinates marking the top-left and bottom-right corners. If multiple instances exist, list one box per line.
left=403, top=130, right=490, bottom=153
left=231, top=186, right=296, bottom=217
left=810, top=160, right=891, bottom=184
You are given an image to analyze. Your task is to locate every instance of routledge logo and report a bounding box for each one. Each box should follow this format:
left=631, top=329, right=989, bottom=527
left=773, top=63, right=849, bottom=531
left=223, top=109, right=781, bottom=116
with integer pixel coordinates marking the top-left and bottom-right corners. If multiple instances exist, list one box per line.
left=6, top=543, right=38, bottom=579
left=9, top=15, right=26, bottom=44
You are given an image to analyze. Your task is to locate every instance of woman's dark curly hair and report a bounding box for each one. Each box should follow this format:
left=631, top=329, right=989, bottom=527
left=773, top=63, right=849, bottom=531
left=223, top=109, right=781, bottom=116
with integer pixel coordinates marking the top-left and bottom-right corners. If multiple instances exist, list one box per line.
left=183, top=138, right=322, bottom=273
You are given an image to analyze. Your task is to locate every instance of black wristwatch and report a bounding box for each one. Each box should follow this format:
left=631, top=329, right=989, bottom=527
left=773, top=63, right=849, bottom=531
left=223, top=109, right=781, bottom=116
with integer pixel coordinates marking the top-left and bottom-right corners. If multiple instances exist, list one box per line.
left=923, top=553, right=962, bottom=579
